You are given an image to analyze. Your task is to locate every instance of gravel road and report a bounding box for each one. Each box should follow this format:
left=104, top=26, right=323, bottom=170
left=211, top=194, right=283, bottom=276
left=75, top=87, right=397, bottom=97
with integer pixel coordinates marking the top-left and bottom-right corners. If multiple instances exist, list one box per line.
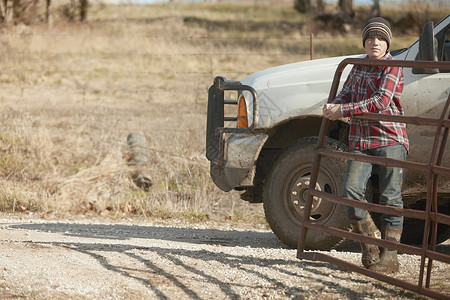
left=0, top=215, right=448, bottom=299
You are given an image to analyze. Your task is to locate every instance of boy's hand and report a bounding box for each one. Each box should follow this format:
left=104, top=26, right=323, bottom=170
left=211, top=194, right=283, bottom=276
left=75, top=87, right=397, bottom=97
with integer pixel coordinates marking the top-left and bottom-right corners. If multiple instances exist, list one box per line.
left=323, top=104, right=343, bottom=121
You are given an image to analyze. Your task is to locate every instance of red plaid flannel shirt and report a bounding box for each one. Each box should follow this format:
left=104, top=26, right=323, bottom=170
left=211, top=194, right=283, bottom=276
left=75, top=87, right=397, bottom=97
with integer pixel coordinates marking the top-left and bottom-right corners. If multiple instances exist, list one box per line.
left=333, top=52, right=409, bottom=152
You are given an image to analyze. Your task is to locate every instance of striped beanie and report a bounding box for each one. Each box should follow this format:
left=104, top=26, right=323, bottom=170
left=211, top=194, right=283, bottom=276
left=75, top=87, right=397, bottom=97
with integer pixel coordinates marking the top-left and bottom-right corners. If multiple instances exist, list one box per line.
left=362, top=17, right=392, bottom=49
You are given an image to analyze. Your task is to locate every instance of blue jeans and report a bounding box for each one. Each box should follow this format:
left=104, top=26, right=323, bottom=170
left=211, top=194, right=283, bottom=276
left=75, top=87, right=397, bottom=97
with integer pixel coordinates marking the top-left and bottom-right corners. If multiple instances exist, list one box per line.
left=343, top=144, right=407, bottom=226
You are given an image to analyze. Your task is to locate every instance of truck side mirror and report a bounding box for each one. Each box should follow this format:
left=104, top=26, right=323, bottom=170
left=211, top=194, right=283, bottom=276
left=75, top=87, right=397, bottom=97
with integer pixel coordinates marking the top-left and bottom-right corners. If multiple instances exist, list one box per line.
left=413, top=21, right=439, bottom=74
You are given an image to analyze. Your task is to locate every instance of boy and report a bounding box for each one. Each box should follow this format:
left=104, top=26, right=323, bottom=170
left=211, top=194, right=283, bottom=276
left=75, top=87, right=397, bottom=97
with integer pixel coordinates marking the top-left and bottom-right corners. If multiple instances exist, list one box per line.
left=323, top=17, right=408, bottom=273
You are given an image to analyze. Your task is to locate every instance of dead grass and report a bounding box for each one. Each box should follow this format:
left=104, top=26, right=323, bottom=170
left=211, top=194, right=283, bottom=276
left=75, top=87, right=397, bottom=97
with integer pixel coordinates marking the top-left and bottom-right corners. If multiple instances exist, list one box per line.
left=0, top=2, right=446, bottom=224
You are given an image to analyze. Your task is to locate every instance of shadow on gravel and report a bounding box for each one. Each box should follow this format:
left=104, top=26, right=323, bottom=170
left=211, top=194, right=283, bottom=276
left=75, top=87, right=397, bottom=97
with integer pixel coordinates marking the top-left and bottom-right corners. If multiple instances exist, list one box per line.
left=7, top=222, right=435, bottom=299
left=11, top=222, right=449, bottom=253
left=10, top=222, right=288, bottom=249
left=40, top=241, right=422, bottom=300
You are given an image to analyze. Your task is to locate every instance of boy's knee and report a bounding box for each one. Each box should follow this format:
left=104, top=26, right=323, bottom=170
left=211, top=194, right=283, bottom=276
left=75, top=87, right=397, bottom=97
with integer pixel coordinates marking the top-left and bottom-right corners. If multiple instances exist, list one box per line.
left=347, top=207, right=368, bottom=221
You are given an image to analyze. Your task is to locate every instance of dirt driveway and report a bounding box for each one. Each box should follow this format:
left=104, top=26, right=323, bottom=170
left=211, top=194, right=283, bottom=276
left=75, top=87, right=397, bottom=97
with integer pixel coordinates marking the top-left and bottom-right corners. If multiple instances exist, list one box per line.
left=0, top=215, right=448, bottom=299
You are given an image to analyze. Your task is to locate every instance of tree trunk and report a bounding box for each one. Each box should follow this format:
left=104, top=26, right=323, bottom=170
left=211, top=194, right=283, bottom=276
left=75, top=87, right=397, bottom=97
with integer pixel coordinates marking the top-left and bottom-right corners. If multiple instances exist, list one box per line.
left=46, top=0, right=53, bottom=27
left=371, top=0, right=380, bottom=17
left=79, top=0, right=87, bottom=21
left=338, top=0, right=354, bottom=21
left=0, top=0, right=6, bottom=22
left=5, top=0, right=13, bottom=22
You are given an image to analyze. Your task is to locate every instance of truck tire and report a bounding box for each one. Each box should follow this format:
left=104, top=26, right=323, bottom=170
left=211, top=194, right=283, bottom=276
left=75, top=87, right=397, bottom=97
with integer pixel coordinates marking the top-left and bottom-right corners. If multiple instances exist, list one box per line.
left=263, top=137, right=350, bottom=250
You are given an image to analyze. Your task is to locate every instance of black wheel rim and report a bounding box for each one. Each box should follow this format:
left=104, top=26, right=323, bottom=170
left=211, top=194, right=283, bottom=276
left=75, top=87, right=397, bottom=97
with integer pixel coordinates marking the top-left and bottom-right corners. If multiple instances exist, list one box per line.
left=282, top=162, right=339, bottom=226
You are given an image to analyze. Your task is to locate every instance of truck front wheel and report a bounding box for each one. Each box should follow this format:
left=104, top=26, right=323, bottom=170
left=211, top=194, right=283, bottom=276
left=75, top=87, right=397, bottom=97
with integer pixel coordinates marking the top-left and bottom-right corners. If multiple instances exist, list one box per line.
left=263, top=137, right=349, bottom=250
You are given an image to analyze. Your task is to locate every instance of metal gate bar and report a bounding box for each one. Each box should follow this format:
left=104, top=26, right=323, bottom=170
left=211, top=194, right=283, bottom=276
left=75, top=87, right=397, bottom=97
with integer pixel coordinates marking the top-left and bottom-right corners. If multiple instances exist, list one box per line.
left=297, top=58, right=450, bottom=300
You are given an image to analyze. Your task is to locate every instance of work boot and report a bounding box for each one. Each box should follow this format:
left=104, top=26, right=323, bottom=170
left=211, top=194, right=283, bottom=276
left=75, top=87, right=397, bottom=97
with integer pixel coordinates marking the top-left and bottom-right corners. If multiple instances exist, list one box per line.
left=369, top=225, right=402, bottom=274
left=352, top=213, right=381, bottom=268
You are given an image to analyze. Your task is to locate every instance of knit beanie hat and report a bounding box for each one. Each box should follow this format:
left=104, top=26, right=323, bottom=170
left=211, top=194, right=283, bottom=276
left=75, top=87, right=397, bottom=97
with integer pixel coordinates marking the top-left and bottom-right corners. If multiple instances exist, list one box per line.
left=362, top=17, right=392, bottom=49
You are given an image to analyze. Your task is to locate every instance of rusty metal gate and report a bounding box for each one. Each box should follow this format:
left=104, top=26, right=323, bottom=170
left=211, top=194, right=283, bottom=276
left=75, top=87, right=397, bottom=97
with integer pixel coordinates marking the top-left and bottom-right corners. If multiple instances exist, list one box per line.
left=297, top=58, right=450, bottom=300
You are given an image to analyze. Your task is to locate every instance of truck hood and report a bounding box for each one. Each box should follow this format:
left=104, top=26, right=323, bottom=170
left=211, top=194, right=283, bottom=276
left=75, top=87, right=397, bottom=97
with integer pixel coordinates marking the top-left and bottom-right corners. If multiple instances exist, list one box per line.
left=241, top=54, right=364, bottom=128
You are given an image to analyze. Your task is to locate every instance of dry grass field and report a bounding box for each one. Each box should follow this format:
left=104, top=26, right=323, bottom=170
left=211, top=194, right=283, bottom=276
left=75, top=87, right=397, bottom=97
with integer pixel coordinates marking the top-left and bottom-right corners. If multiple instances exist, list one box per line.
left=0, top=2, right=447, bottom=224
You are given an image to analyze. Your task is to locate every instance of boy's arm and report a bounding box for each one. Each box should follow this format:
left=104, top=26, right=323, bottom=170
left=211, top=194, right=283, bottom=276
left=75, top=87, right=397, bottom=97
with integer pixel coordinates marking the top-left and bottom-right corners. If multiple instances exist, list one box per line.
left=332, top=68, right=354, bottom=105
left=323, top=66, right=355, bottom=120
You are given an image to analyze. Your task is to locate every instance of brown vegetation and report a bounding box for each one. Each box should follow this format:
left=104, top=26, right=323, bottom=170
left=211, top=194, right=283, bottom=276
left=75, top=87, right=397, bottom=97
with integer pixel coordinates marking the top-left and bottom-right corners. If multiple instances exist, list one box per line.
left=0, top=2, right=447, bottom=223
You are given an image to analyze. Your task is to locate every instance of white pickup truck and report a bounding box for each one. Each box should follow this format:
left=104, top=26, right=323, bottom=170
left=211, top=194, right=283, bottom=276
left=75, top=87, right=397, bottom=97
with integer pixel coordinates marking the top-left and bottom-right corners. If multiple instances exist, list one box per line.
left=206, top=15, right=450, bottom=249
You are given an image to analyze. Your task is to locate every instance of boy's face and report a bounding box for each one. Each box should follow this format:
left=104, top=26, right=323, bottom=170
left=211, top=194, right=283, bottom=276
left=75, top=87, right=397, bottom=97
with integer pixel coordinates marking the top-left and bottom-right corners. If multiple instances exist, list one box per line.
left=364, top=35, right=388, bottom=60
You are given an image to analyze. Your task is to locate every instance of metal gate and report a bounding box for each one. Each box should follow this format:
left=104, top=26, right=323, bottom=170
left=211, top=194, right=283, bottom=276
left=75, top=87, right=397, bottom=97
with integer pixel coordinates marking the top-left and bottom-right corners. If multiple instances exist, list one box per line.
left=297, top=58, right=450, bottom=300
